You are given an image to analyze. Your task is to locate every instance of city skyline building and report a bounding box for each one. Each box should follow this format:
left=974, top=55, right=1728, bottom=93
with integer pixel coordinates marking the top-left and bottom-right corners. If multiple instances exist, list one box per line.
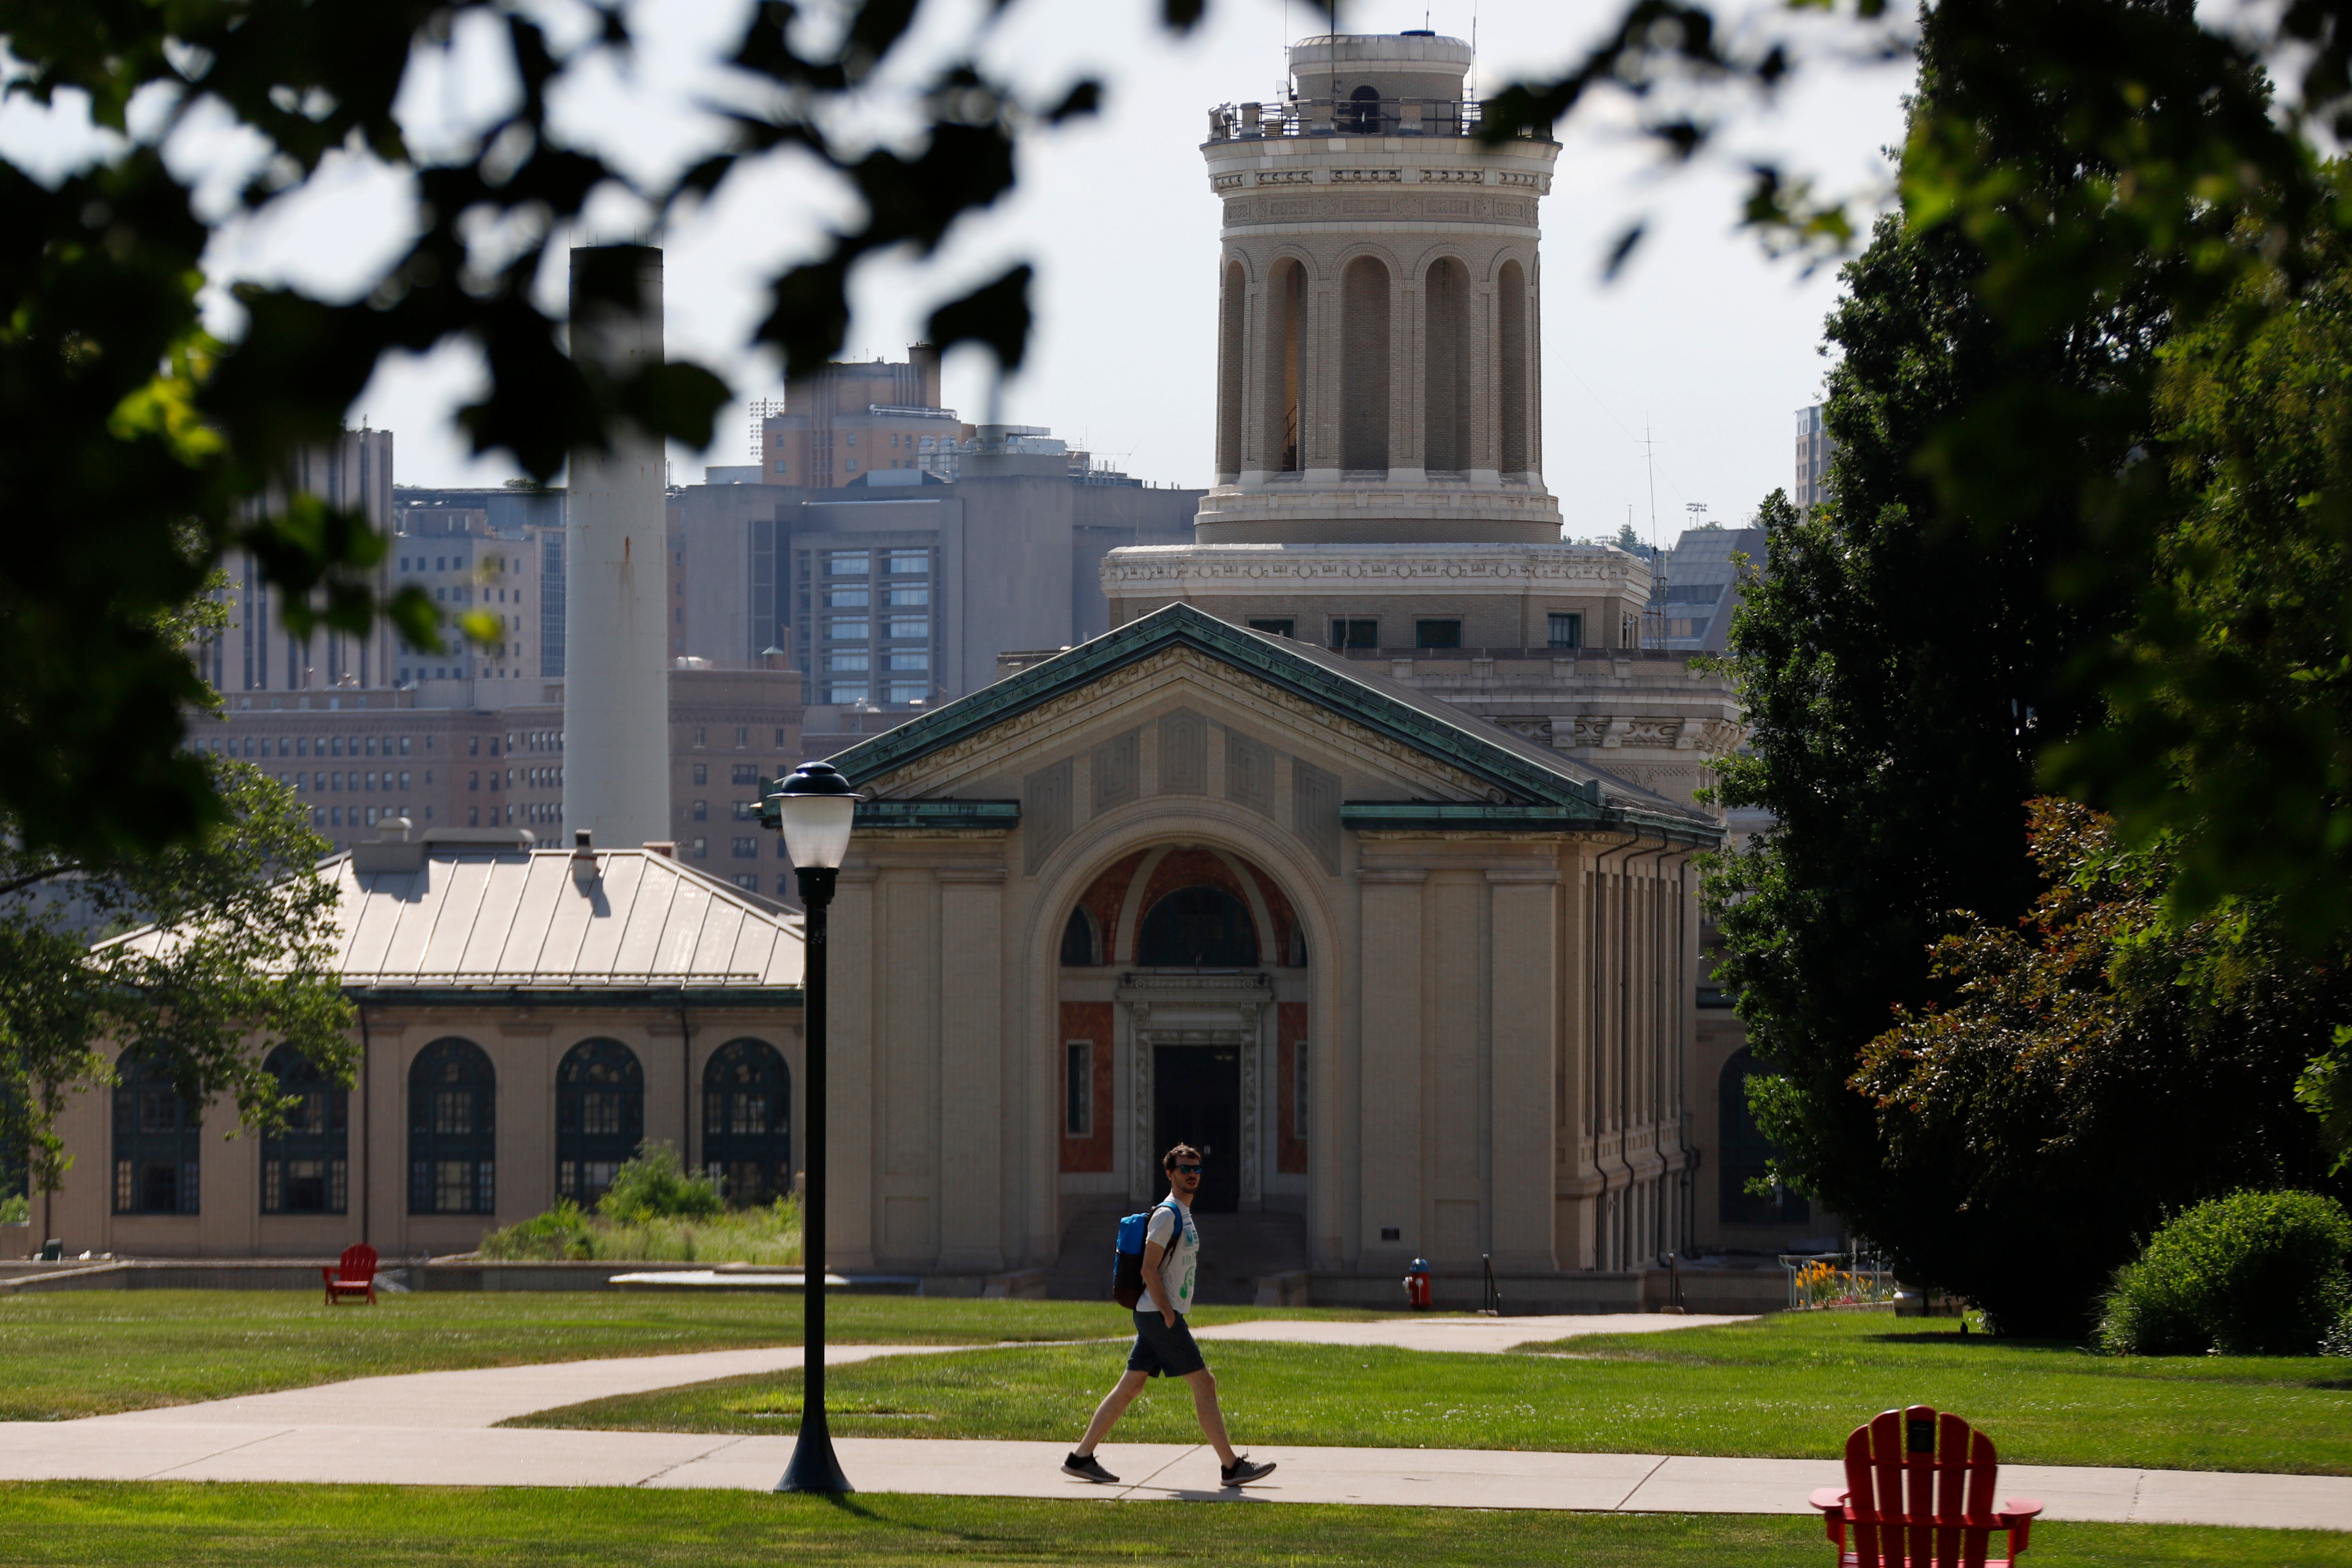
left=1795, top=403, right=1834, bottom=513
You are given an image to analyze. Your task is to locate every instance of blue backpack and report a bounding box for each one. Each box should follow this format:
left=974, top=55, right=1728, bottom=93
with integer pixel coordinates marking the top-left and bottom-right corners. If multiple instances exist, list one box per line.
left=1111, top=1201, right=1181, bottom=1308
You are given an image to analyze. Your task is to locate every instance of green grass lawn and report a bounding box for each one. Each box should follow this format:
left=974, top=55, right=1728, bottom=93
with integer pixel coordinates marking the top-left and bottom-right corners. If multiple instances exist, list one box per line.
left=0, top=1484, right=2335, bottom=1568
left=0, top=1290, right=1370, bottom=1421
left=509, top=1311, right=2352, bottom=1476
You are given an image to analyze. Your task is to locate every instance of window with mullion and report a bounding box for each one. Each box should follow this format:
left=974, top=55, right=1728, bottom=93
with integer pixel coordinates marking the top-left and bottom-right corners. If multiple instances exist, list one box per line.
left=702, top=1038, right=791, bottom=1206
left=556, top=1038, right=644, bottom=1207
left=112, top=1050, right=202, bottom=1215
left=261, top=1044, right=349, bottom=1215
left=408, top=1037, right=496, bottom=1215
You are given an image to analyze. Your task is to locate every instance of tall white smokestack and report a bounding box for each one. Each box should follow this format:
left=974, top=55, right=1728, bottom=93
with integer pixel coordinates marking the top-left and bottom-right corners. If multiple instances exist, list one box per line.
left=563, top=244, right=670, bottom=850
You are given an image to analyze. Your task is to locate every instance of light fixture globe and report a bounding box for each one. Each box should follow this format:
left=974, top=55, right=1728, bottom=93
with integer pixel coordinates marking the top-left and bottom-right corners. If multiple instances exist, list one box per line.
left=770, top=762, right=862, bottom=871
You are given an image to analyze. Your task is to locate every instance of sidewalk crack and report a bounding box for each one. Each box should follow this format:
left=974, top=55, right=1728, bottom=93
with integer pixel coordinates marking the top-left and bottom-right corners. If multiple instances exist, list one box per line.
left=635, top=1434, right=750, bottom=1488
left=1608, top=1455, right=1671, bottom=1511
left=1114, top=1446, right=1205, bottom=1498
left=2127, top=1470, right=2145, bottom=1523
left=139, top=1427, right=297, bottom=1480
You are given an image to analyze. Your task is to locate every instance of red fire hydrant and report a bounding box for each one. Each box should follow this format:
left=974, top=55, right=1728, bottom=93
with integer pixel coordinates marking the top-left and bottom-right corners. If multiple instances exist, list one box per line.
left=1404, top=1256, right=1432, bottom=1310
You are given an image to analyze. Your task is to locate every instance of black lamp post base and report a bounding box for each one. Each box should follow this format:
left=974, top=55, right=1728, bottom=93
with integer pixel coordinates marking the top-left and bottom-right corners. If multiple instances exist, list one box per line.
left=775, top=1412, right=854, bottom=1494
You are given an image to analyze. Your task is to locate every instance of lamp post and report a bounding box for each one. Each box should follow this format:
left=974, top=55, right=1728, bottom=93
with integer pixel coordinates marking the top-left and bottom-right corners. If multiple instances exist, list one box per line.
left=763, top=761, right=861, bottom=1494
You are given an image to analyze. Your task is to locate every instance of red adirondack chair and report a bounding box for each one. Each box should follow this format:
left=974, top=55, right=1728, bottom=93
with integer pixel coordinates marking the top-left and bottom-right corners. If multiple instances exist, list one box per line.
left=322, top=1244, right=378, bottom=1306
left=1809, top=1405, right=2044, bottom=1568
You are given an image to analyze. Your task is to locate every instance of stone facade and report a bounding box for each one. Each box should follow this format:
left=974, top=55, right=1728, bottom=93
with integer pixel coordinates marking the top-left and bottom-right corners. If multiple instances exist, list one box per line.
left=1199, top=33, right=1560, bottom=544
left=815, top=606, right=1721, bottom=1303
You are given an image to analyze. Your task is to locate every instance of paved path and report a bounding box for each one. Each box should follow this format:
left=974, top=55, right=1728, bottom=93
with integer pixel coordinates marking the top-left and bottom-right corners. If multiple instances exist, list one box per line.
left=1194, top=1312, right=1752, bottom=1354
left=92, top=1343, right=971, bottom=1431
left=4, top=1330, right=2345, bottom=1531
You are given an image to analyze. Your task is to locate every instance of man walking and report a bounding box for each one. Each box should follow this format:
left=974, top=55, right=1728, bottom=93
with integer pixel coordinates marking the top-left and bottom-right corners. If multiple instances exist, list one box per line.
left=1062, top=1143, right=1276, bottom=1487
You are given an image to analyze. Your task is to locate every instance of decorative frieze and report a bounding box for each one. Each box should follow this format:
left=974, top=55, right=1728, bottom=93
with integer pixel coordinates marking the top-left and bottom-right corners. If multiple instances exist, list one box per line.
left=1331, top=168, right=1402, bottom=183
left=1421, top=168, right=1484, bottom=183
left=1218, top=189, right=1542, bottom=228
left=1101, top=542, right=1643, bottom=594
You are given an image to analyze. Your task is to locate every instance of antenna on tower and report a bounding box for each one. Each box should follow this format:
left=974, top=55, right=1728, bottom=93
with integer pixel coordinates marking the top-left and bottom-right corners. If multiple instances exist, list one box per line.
left=1638, top=424, right=1667, bottom=649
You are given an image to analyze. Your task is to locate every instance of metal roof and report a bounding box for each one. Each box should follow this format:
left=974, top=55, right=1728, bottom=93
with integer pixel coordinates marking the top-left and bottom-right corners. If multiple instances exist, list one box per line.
left=109, top=845, right=804, bottom=993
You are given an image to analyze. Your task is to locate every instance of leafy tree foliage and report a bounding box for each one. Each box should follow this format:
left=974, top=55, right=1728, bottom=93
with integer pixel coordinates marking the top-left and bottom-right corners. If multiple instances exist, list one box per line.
left=0, top=582, right=349, bottom=1195
left=1853, top=803, right=2344, bottom=1333
left=1705, top=0, right=2192, bottom=1324
left=0, top=750, right=352, bottom=1196
left=2048, top=169, right=2352, bottom=938
left=0, top=0, right=1241, bottom=861
left=1494, top=0, right=2352, bottom=940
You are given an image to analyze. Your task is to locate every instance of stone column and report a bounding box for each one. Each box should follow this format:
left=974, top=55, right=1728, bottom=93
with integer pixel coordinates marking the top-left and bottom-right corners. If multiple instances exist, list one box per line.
left=936, top=866, right=1006, bottom=1271
left=1357, top=866, right=1425, bottom=1260
left=1487, top=866, right=1559, bottom=1271
left=830, top=865, right=879, bottom=1269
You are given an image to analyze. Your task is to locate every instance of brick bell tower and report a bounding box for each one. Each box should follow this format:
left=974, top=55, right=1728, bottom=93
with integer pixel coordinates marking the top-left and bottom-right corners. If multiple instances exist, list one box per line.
left=1196, top=31, right=1561, bottom=545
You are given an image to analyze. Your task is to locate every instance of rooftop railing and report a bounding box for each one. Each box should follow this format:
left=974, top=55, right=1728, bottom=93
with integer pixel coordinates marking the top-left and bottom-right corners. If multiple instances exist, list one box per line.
left=1205, top=96, right=1552, bottom=144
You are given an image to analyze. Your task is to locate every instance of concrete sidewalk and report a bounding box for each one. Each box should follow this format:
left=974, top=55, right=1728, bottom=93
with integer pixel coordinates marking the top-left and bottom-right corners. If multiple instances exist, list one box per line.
left=4, top=1332, right=2343, bottom=1531
left=92, top=1343, right=971, bottom=1431
left=5, top=1421, right=2346, bottom=1530
left=1193, top=1312, right=1751, bottom=1354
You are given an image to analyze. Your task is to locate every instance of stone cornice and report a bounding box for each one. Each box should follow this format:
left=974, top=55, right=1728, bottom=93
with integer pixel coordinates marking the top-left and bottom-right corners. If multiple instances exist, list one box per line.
left=1100, top=542, right=1647, bottom=595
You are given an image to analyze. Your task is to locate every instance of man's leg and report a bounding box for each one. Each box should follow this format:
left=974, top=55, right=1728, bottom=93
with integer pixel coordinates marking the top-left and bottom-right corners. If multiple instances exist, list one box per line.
left=1074, top=1369, right=1150, bottom=1457
left=1181, top=1367, right=1238, bottom=1467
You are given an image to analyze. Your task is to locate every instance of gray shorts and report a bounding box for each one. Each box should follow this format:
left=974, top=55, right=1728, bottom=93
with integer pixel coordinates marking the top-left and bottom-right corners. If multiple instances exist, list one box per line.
left=1126, top=1308, right=1207, bottom=1378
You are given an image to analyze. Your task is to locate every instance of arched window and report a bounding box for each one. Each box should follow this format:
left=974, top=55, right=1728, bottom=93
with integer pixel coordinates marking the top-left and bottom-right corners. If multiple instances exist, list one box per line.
left=1263, top=260, right=1307, bottom=473
left=1423, top=257, right=1471, bottom=474
left=261, top=1045, right=348, bottom=1215
left=113, top=1049, right=200, bottom=1215
left=1341, top=257, right=1392, bottom=473
left=1719, top=1048, right=1808, bottom=1225
left=1060, top=906, right=1098, bottom=966
left=1137, top=886, right=1260, bottom=968
left=1340, top=82, right=1382, bottom=133
left=703, top=1039, right=792, bottom=1206
left=557, top=1038, right=644, bottom=1207
left=409, top=1037, right=496, bottom=1215
left=1216, top=261, right=1247, bottom=482
left=1496, top=259, right=1530, bottom=476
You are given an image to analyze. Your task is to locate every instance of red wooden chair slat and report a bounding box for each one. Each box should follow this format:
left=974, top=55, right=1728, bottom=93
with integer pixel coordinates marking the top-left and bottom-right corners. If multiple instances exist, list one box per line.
left=322, top=1244, right=377, bottom=1306
left=1809, top=1404, right=2042, bottom=1567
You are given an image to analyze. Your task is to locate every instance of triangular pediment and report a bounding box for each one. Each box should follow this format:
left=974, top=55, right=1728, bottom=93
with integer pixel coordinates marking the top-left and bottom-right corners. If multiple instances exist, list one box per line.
left=825, top=604, right=1714, bottom=841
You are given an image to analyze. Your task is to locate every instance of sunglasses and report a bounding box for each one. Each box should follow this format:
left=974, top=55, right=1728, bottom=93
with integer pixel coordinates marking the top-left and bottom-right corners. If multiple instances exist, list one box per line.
left=1171, top=1164, right=1203, bottom=1175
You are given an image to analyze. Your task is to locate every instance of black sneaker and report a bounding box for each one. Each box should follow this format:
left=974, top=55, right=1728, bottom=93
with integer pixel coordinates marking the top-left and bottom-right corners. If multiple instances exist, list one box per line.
left=1062, top=1452, right=1120, bottom=1484
left=1220, top=1456, right=1276, bottom=1486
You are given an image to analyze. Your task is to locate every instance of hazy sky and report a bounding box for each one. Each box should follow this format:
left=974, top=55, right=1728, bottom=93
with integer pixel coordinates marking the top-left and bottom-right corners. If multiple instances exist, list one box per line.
left=7, top=0, right=1917, bottom=552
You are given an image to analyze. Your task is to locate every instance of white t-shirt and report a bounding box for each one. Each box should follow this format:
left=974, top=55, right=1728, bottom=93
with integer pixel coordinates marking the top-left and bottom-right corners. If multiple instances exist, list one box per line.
left=1137, top=1198, right=1199, bottom=1316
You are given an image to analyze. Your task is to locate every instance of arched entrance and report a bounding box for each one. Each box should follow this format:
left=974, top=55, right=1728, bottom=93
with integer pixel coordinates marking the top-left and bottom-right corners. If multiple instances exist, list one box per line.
left=1055, top=844, right=1311, bottom=1215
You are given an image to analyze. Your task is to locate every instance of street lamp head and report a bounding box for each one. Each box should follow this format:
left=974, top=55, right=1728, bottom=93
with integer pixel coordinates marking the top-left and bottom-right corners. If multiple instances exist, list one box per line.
left=769, top=762, right=862, bottom=871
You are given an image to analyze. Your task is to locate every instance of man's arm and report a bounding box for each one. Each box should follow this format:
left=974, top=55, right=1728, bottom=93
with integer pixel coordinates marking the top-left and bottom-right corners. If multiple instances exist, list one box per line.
left=1142, top=1239, right=1176, bottom=1326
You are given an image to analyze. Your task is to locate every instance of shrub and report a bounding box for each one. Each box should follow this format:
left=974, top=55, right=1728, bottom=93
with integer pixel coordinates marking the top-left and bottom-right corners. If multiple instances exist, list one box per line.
left=0, top=1193, right=26, bottom=1225
left=479, top=1199, right=595, bottom=1261
left=2098, top=1189, right=2352, bottom=1355
left=478, top=1196, right=800, bottom=1264
left=598, top=1142, right=725, bottom=1224
left=475, top=1144, right=797, bottom=1265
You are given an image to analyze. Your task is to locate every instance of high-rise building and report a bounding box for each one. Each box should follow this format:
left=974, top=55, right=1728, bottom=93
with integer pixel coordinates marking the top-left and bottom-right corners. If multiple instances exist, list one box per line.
left=756, top=346, right=950, bottom=489
left=671, top=359, right=1202, bottom=739
left=1794, top=403, right=1834, bottom=512
left=1656, top=523, right=1767, bottom=651
left=208, top=429, right=399, bottom=695
left=197, top=428, right=804, bottom=862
